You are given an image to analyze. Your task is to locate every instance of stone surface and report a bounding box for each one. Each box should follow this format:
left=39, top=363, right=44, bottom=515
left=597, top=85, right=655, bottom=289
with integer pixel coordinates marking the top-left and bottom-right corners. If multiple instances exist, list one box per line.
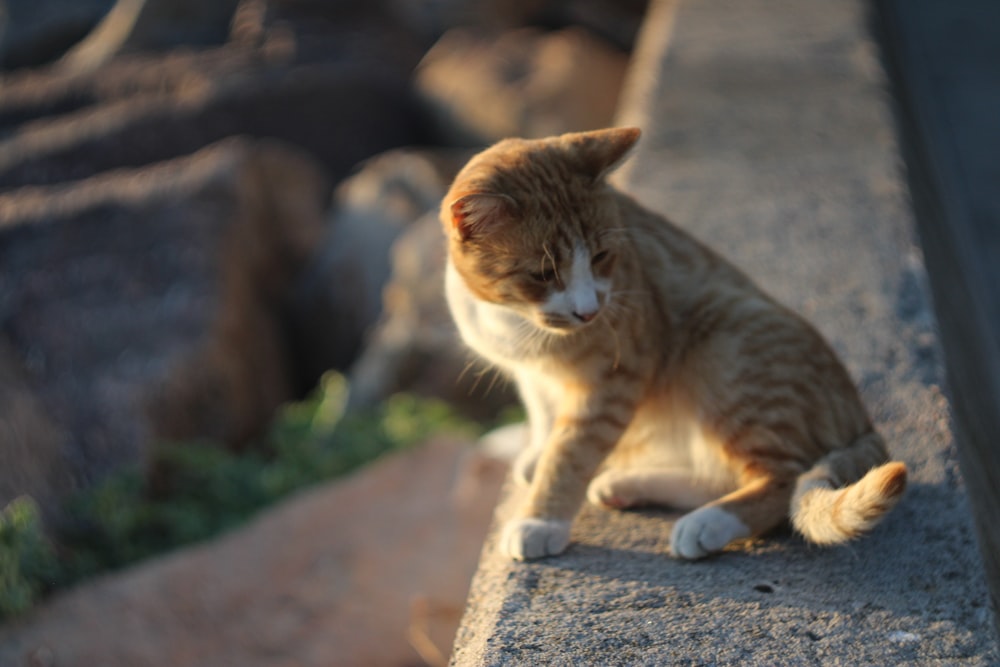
left=58, top=0, right=242, bottom=73
left=334, top=150, right=513, bottom=419
left=0, top=340, right=72, bottom=525
left=289, top=149, right=459, bottom=385
left=388, top=0, right=648, bottom=52
left=0, top=439, right=508, bottom=667
left=307, top=146, right=517, bottom=420
left=0, top=57, right=426, bottom=191
left=450, top=0, right=1000, bottom=663
left=0, top=0, right=429, bottom=189
left=0, top=0, right=424, bottom=132
left=416, top=26, right=629, bottom=145
left=286, top=144, right=517, bottom=417
left=0, top=0, right=114, bottom=70
left=0, top=47, right=256, bottom=132
left=249, top=0, right=427, bottom=69
left=347, top=210, right=517, bottom=421
left=0, top=138, right=328, bottom=519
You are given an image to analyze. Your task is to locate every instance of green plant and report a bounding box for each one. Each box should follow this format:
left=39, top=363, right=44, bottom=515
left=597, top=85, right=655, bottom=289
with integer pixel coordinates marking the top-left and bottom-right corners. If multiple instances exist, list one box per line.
left=0, top=497, right=58, bottom=617
left=5, top=373, right=484, bottom=617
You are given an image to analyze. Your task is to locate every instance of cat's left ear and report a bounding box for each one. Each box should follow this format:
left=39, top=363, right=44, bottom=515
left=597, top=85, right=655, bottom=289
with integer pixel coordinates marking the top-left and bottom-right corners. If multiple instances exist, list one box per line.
left=567, top=127, right=642, bottom=183
left=448, top=192, right=516, bottom=242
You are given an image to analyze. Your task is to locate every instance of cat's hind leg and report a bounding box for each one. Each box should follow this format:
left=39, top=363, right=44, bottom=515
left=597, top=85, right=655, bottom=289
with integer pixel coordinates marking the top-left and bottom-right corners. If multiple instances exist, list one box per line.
left=512, top=441, right=542, bottom=486
left=480, top=422, right=529, bottom=459
left=479, top=422, right=540, bottom=485
left=587, top=468, right=721, bottom=511
left=670, top=474, right=793, bottom=559
left=509, top=371, right=557, bottom=485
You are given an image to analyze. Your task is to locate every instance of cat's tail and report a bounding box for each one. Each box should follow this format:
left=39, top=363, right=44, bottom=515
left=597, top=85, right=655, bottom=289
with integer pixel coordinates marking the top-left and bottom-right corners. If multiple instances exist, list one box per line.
left=789, top=431, right=907, bottom=545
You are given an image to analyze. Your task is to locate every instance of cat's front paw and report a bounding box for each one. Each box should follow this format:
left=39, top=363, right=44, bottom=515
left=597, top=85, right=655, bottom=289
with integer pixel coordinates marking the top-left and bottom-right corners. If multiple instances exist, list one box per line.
left=499, top=518, right=571, bottom=560
left=670, top=506, right=750, bottom=560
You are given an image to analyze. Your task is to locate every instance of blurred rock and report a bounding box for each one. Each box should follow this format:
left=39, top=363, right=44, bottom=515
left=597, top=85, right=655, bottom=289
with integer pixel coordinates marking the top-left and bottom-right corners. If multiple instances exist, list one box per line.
left=388, top=0, right=648, bottom=52
left=241, top=0, right=427, bottom=69
left=0, top=341, right=72, bottom=525
left=537, top=0, right=650, bottom=52
left=348, top=209, right=518, bottom=421
left=0, top=0, right=114, bottom=70
left=58, top=0, right=426, bottom=76
left=288, top=149, right=459, bottom=386
left=59, top=0, right=242, bottom=74
left=348, top=207, right=516, bottom=420
left=0, top=58, right=427, bottom=190
left=0, top=438, right=508, bottom=667
left=387, top=0, right=536, bottom=45
left=0, top=48, right=255, bottom=132
left=283, top=145, right=515, bottom=419
left=0, top=138, right=329, bottom=518
left=416, top=26, right=629, bottom=145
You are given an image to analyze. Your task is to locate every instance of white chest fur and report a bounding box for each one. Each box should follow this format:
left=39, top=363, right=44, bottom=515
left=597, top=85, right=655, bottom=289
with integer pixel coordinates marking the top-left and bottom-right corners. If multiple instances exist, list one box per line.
left=445, top=261, right=543, bottom=369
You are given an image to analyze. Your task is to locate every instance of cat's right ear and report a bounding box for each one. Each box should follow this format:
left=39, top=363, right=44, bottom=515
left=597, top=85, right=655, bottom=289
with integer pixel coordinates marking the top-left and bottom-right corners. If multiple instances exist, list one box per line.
left=448, top=193, right=516, bottom=242
left=570, top=126, right=642, bottom=183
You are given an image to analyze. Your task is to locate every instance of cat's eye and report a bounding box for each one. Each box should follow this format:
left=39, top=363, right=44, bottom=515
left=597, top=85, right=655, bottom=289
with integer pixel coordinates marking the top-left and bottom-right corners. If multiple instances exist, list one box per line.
left=528, top=269, right=556, bottom=284
left=591, top=250, right=611, bottom=266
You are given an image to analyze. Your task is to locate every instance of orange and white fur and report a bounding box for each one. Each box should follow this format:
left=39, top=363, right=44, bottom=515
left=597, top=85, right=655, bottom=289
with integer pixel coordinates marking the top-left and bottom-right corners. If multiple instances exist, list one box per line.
left=442, top=127, right=907, bottom=560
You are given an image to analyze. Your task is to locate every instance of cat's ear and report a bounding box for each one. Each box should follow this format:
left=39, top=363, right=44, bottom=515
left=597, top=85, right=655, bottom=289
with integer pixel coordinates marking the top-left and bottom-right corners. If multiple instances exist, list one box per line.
left=448, top=192, right=516, bottom=242
left=566, top=127, right=642, bottom=182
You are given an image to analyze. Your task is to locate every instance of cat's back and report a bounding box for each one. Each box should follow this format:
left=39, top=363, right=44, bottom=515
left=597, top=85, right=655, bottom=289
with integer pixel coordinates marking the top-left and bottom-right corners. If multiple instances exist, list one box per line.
left=613, top=191, right=859, bottom=407
left=614, top=193, right=762, bottom=329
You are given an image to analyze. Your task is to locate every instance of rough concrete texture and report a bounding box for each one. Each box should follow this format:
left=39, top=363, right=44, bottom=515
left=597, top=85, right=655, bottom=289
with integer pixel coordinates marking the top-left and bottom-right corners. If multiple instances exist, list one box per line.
left=450, top=0, right=999, bottom=664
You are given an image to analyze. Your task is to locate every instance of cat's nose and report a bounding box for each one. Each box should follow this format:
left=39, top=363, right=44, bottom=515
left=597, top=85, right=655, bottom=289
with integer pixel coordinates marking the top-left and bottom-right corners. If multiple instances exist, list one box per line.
left=572, top=309, right=598, bottom=323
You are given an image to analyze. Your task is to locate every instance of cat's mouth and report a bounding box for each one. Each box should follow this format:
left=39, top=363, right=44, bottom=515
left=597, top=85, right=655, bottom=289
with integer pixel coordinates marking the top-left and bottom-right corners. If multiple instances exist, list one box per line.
left=538, top=312, right=598, bottom=333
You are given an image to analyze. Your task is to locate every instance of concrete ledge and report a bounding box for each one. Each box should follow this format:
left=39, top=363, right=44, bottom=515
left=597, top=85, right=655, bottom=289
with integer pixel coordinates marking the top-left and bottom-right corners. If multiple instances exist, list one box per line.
left=450, top=0, right=999, bottom=663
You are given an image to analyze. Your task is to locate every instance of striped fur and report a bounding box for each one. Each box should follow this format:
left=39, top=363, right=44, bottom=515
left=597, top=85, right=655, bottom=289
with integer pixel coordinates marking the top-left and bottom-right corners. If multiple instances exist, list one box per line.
left=442, top=127, right=907, bottom=560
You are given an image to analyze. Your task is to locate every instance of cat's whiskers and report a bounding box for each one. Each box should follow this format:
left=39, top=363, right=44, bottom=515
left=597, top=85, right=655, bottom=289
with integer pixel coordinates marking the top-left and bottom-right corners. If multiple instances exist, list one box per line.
left=512, top=316, right=557, bottom=355
left=542, top=243, right=561, bottom=284
left=456, top=357, right=480, bottom=385
left=482, top=365, right=511, bottom=397
left=466, top=362, right=494, bottom=396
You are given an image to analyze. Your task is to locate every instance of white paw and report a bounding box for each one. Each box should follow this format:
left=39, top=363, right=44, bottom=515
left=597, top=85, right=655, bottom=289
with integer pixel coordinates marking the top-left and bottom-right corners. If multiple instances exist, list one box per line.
left=587, top=471, right=635, bottom=509
left=499, top=518, right=571, bottom=561
left=511, top=446, right=541, bottom=486
left=670, top=506, right=750, bottom=560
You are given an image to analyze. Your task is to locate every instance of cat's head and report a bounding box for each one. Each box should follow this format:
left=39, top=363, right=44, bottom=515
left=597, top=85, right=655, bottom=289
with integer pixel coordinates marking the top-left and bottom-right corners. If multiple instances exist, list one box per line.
left=442, top=127, right=641, bottom=334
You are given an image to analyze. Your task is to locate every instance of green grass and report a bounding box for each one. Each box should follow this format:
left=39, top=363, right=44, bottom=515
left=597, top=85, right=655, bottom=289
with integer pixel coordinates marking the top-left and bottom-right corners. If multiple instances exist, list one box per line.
left=0, top=373, right=483, bottom=621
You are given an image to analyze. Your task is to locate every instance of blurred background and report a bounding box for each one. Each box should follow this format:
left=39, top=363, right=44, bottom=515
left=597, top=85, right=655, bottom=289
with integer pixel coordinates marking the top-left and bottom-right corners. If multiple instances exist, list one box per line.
left=0, top=0, right=651, bottom=664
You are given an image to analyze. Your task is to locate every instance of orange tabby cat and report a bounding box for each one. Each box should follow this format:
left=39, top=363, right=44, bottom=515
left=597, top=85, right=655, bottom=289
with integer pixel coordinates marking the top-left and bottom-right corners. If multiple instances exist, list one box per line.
left=442, top=127, right=907, bottom=560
